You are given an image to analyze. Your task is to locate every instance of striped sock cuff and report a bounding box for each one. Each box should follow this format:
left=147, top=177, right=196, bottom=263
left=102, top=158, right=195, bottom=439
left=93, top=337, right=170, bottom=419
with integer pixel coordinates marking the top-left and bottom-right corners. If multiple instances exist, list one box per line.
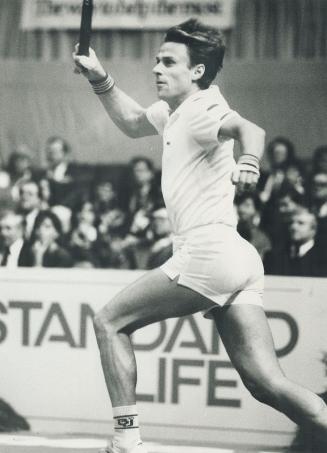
left=113, top=405, right=139, bottom=430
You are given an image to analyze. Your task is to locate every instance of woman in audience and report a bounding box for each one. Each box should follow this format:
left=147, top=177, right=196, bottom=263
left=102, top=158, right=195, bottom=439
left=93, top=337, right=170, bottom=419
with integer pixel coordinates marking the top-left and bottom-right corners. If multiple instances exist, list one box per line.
left=69, top=198, right=98, bottom=262
left=259, top=137, right=299, bottom=204
left=26, top=210, right=73, bottom=267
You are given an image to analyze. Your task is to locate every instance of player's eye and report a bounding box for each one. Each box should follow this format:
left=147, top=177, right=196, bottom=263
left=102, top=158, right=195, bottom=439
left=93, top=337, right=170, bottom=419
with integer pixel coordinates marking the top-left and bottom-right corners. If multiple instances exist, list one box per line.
left=163, top=58, right=175, bottom=66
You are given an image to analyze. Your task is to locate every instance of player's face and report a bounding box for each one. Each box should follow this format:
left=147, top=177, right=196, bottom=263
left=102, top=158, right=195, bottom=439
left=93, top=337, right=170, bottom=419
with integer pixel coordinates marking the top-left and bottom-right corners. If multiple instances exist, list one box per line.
left=153, top=42, right=197, bottom=106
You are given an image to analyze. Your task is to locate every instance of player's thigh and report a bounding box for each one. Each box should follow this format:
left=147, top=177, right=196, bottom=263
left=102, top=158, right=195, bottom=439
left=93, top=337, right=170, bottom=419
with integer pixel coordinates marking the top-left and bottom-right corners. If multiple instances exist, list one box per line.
left=212, top=304, right=283, bottom=381
left=96, top=268, right=216, bottom=333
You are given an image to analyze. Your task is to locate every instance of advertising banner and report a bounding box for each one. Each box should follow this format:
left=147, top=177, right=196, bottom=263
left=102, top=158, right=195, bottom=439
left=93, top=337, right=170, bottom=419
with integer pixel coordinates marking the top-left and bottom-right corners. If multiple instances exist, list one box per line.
left=1, top=269, right=326, bottom=446
left=21, top=0, right=236, bottom=30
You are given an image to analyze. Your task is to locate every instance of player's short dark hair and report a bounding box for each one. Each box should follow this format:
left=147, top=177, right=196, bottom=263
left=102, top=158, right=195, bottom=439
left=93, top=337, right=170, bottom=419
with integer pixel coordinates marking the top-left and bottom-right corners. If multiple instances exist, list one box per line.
left=164, top=18, right=225, bottom=89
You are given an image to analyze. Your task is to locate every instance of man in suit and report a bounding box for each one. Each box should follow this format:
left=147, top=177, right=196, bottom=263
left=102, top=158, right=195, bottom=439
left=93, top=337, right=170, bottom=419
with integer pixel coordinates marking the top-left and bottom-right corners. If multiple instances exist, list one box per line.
left=264, top=208, right=327, bottom=277
left=17, top=180, right=42, bottom=239
left=0, top=210, right=30, bottom=267
left=44, top=136, right=80, bottom=206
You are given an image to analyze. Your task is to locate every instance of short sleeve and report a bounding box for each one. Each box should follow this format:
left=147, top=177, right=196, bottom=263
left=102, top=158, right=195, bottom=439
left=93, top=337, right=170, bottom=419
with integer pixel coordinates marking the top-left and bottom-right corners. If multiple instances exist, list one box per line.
left=188, top=100, right=237, bottom=148
left=146, top=100, right=170, bottom=136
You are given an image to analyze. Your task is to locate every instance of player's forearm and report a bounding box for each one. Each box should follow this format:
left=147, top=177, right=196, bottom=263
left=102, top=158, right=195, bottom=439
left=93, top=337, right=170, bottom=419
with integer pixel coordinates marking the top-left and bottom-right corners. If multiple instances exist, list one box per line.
left=73, top=47, right=153, bottom=138
left=97, top=85, right=147, bottom=138
left=236, top=121, right=266, bottom=161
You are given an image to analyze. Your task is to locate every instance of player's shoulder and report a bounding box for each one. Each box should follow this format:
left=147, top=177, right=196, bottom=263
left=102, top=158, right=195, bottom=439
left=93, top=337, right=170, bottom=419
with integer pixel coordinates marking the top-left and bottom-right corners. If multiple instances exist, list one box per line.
left=148, top=100, right=170, bottom=115
left=184, top=86, right=234, bottom=146
left=184, top=86, right=229, bottom=120
left=146, top=100, right=170, bottom=135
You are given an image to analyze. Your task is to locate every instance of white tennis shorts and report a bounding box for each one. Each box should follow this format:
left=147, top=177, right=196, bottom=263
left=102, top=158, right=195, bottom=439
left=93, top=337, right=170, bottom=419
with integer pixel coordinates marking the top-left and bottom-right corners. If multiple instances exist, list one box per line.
left=160, top=223, right=264, bottom=316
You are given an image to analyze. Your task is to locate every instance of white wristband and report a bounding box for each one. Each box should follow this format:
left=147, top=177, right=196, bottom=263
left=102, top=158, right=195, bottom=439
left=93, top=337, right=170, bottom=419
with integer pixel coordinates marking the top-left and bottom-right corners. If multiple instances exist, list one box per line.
left=89, top=73, right=115, bottom=95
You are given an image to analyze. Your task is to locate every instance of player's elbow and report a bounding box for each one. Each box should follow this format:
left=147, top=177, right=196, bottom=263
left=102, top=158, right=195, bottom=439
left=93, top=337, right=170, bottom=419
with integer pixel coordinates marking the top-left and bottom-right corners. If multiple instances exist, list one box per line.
left=124, top=127, right=140, bottom=139
left=242, top=122, right=266, bottom=147
left=256, top=125, right=266, bottom=141
left=243, top=121, right=265, bottom=140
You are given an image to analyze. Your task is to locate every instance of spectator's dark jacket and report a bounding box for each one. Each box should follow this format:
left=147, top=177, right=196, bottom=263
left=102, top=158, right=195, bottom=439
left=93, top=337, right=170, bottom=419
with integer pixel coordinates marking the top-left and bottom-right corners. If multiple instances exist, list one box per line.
left=264, top=242, right=327, bottom=277
left=23, top=244, right=73, bottom=268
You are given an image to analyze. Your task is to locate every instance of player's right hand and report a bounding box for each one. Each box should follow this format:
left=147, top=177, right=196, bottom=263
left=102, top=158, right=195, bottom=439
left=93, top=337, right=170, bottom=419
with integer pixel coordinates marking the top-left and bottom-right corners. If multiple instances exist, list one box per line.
left=72, top=45, right=107, bottom=82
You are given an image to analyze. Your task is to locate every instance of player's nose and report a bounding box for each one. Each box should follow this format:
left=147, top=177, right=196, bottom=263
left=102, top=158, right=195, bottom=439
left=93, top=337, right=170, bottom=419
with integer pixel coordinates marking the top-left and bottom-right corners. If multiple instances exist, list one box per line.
left=152, top=62, right=162, bottom=74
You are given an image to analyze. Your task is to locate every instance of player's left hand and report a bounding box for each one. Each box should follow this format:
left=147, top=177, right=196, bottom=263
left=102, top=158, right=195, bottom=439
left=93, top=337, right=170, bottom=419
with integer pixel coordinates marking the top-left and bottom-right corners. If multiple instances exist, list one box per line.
left=231, top=165, right=260, bottom=192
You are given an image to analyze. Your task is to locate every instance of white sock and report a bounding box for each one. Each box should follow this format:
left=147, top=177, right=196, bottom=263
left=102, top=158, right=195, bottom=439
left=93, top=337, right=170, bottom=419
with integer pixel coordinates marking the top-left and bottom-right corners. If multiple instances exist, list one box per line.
left=112, top=405, right=142, bottom=452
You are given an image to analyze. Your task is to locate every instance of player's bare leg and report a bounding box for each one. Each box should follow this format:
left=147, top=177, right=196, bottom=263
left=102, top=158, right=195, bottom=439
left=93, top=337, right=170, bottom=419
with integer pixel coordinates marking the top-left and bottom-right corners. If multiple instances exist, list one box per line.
left=93, top=268, right=215, bottom=453
left=212, top=304, right=327, bottom=439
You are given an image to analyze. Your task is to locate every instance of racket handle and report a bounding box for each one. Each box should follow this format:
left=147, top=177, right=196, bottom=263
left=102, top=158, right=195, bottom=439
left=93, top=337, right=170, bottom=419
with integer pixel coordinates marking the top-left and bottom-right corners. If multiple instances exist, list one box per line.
left=78, top=0, right=93, bottom=56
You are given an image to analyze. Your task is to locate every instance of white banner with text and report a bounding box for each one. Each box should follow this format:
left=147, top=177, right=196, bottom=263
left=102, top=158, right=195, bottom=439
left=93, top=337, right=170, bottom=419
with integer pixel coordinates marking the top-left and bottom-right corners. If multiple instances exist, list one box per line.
left=21, top=0, right=236, bottom=30
left=0, top=269, right=326, bottom=445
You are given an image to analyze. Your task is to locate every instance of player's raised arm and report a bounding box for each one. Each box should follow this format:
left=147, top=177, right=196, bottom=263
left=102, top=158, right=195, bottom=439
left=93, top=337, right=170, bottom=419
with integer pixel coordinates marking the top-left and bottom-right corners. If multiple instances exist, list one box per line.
left=219, top=114, right=265, bottom=191
left=73, top=46, right=157, bottom=138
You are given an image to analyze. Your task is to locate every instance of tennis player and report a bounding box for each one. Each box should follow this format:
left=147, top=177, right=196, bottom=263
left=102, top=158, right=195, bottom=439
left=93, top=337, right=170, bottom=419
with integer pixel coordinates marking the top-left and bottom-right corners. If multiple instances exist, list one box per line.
left=73, top=19, right=327, bottom=453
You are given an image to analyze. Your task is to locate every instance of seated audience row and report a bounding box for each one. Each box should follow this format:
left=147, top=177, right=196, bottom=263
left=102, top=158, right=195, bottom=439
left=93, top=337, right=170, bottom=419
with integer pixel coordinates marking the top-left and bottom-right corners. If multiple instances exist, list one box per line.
left=0, top=135, right=326, bottom=276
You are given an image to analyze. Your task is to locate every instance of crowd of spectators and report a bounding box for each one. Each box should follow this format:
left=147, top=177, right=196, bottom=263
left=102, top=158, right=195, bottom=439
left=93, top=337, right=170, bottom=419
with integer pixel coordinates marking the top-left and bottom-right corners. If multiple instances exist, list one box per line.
left=0, top=135, right=327, bottom=276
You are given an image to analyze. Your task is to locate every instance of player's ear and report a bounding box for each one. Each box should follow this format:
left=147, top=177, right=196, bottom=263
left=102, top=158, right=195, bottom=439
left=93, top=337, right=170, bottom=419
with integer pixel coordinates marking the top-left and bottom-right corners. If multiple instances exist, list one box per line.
left=192, top=64, right=205, bottom=82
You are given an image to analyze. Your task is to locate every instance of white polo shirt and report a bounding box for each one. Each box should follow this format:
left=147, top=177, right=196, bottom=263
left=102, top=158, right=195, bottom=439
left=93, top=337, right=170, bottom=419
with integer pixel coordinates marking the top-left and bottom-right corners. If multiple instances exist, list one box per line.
left=146, top=85, right=238, bottom=234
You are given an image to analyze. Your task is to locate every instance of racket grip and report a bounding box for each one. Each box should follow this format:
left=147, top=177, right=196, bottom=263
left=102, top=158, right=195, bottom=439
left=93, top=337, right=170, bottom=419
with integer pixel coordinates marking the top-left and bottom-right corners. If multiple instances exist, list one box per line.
left=78, top=0, right=93, bottom=56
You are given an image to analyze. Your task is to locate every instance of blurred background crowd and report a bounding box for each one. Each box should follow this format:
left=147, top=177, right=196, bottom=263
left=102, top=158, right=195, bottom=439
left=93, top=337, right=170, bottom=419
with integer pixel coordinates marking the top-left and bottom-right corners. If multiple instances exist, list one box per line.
left=0, top=135, right=327, bottom=276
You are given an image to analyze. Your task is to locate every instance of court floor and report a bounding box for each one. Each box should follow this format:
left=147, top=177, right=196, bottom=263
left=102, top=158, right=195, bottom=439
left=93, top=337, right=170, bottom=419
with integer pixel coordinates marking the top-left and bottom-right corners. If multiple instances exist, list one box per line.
left=0, top=433, right=294, bottom=453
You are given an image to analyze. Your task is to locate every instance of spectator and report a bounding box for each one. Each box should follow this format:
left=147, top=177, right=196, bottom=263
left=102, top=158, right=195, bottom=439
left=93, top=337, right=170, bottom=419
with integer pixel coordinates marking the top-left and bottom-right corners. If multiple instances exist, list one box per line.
left=26, top=210, right=73, bottom=268
left=17, top=180, right=43, bottom=239
left=0, top=157, right=11, bottom=207
left=127, top=157, right=162, bottom=239
left=309, top=171, right=327, bottom=248
left=259, top=137, right=298, bottom=204
left=311, top=145, right=327, bottom=174
left=264, top=209, right=327, bottom=277
left=93, top=179, right=118, bottom=215
left=45, top=136, right=72, bottom=183
left=69, top=199, right=98, bottom=262
left=95, top=208, right=136, bottom=269
left=44, top=136, right=80, bottom=206
left=146, top=207, right=173, bottom=269
left=0, top=211, right=30, bottom=267
left=7, top=145, right=34, bottom=201
left=51, top=205, right=72, bottom=235
left=283, top=161, right=307, bottom=196
left=38, top=177, right=52, bottom=209
left=235, top=192, right=271, bottom=259
left=262, top=186, right=307, bottom=246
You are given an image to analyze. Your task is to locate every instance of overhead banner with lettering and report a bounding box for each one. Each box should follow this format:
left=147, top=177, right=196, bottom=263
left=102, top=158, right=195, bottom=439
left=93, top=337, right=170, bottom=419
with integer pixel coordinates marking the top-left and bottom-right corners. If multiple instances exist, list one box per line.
left=0, top=269, right=327, bottom=446
left=21, top=0, right=236, bottom=30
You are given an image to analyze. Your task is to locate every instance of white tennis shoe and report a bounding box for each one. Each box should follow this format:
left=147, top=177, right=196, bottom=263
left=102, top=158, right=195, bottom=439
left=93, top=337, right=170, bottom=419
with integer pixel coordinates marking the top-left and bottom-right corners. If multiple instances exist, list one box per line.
left=99, top=441, right=147, bottom=453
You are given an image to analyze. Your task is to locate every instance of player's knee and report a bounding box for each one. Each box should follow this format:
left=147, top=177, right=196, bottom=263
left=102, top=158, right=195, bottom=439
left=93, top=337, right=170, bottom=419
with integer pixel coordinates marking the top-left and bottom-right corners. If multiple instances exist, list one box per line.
left=243, top=373, right=285, bottom=406
left=93, top=307, right=117, bottom=340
